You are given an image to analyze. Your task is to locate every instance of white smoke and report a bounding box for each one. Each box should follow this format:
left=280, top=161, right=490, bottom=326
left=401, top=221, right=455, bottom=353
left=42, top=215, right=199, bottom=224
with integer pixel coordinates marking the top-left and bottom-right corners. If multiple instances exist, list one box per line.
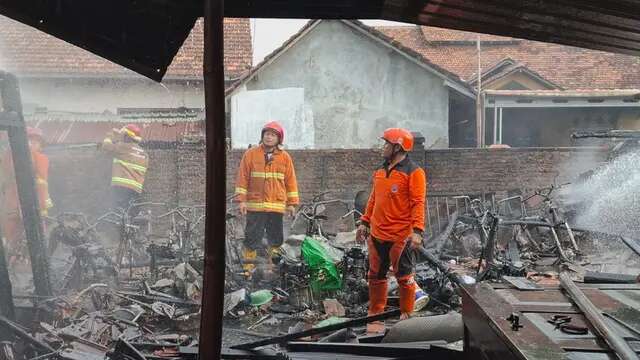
left=568, top=150, right=640, bottom=236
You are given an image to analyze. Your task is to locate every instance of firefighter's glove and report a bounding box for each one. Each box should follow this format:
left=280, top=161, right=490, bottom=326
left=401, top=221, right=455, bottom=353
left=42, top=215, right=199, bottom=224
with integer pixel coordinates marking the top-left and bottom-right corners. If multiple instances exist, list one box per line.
left=409, top=232, right=423, bottom=249
left=238, top=202, right=247, bottom=216
left=286, top=205, right=296, bottom=218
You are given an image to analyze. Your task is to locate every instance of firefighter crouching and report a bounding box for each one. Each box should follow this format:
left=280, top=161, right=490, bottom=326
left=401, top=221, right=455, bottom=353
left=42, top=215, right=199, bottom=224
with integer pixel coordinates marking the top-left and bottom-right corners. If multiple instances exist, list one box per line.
left=357, top=128, right=427, bottom=321
left=234, top=121, right=299, bottom=273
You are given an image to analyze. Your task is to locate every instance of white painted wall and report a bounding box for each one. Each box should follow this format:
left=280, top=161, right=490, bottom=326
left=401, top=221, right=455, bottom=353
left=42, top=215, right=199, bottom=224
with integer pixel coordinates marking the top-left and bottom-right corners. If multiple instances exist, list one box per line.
left=17, top=77, right=204, bottom=113
left=230, top=20, right=454, bottom=149
left=230, top=87, right=315, bottom=149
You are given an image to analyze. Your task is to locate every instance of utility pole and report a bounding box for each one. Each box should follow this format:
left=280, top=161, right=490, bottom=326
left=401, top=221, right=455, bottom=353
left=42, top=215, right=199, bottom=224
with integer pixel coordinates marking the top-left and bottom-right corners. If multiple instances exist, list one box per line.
left=476, top=36, right=483, bottom=148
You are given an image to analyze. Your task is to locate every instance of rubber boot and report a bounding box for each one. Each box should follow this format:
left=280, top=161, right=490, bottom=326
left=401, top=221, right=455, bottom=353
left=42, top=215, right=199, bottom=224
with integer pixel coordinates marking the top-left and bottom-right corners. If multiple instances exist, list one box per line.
left=398, top=276, right=417, bottom=318
left=242, top=247, right=257, bottom=273
left=268, top=245, right=282, bottom=265
left=367, top=279, right=388, bottom=334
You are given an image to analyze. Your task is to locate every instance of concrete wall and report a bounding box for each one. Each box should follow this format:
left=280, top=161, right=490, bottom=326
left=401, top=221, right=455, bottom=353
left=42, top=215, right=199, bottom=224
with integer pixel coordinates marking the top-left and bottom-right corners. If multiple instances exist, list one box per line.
left=18, top=77, right=204, bottom=114
left=230, top=21, right=451, bottom=149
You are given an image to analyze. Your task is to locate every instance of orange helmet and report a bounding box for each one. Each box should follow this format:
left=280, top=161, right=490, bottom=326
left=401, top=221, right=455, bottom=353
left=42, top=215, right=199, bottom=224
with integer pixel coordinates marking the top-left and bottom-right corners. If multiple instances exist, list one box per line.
left=262, top=121, right=284, bottom=144
left=123, top=124, right=142, bottom=142
left=382, top=128, right=414, bottom=152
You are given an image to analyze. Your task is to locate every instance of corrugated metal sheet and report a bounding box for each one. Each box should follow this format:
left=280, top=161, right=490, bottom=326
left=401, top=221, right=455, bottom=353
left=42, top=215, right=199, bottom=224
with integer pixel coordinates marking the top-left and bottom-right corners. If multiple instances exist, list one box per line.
left=25, top=111, right=205, bottom=144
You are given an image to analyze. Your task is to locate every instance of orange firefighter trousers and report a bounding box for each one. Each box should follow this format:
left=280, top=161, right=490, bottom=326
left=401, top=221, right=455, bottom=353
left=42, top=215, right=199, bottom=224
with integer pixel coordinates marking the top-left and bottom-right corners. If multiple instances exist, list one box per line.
left=367, top=236, right=416, bottom=315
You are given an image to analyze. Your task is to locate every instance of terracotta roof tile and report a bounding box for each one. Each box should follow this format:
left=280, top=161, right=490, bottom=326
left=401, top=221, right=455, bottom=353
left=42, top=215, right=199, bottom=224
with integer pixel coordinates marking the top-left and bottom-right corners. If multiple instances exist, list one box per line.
left=378, top=25, right=640, bottom=90
left=420, top=26, right=516, bottom=43
left=0, top=15, right=252, bottom=79
left=26, top=110, right=205, bottom=144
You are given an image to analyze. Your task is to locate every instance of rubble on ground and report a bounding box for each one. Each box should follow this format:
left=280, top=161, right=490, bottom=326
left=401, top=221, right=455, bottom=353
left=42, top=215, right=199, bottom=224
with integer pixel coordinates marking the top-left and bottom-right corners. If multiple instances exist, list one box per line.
left=1, top=187, right=639, bottom=360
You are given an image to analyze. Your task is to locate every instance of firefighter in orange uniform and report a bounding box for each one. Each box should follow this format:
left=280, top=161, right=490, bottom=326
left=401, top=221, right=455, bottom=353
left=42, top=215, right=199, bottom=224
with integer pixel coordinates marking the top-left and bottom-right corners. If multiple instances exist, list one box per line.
left=0, top=127, right=53, bottom=261
left=100, top=124, right=148, bottom=210
left=357, top=128, right=427, bottom=321
left=234, top=121, right=299, bottom=270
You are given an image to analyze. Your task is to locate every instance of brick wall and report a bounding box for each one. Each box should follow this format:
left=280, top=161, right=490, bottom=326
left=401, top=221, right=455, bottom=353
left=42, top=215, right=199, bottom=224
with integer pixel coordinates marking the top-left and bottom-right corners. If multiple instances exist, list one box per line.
left=47, top=144, right=607, bottom=223
left=48, top=146, right=178, bottom=229
left=48, top=148, right=112, bottom=218
left=177, top=140, right=206, bottom=206
left=424, top=147, right=607, bottom=196
left=225, top=149, right=382, bottom=202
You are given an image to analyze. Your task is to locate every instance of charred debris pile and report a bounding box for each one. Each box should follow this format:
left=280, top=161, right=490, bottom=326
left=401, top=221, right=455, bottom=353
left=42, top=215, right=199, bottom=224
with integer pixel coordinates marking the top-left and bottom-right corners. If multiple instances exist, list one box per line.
left=2, top=152, right=640, bottom=359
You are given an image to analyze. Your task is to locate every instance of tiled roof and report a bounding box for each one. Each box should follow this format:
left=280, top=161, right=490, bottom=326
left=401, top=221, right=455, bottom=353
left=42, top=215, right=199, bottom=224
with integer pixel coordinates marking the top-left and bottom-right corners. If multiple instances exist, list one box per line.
left=26, top=110, right=205, bottom=144
left=469, top=61, right=562, bottom=90
left=378, top=25, right=640, bottom=90
left=227, top=20, right=473, bottom=96
left=484, top=89, right=640, bottom=98
left=419, top=26, right=517, bottom=44
left=0, top=15, right=252, bottom=80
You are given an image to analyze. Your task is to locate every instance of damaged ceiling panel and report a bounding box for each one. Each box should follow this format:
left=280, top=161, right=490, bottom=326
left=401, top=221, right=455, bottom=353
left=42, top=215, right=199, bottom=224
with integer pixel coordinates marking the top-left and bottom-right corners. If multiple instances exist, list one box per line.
left=1, top=0, right=640, bottom=80
left=0, top=0, right=200, bottom=81
left=408, top=0, right=640, bottom=57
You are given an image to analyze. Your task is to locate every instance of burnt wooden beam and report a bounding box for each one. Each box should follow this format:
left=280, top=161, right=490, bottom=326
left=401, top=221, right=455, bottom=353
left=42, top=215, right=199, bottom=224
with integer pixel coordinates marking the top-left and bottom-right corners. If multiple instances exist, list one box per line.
left=554, top=0, right=640, bottom=22
left=417, top=9, right=640, bottom=56
left=559, top=272, right=638, bottom=360
left=0, top=315, right=55, bottom=354
left=432, top=0, right=640, bottom=46
left=0, top=72, right=52, bottom=298
left=620, top=236, right=640, bottom=258
left=224, top=0, right=385, bottom=19
left=419, top=2, right=640, bottom=53
left=286, top=341, right=463, bottom=358
left=198, top=0, right=226, bottom=359
left=480, top=0, right=640, bottom=34
left=232, top=309, right=401, bottom=350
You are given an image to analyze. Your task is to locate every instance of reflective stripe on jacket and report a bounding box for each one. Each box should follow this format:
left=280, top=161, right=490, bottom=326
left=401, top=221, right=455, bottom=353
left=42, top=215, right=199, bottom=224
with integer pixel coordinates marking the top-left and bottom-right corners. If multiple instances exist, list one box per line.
left=32, top=150, right=53, bottom=214
left=235, top=145, right=299, bottom=214
left=360, top=156, right=426, bottom=242
left=102, top=130, right=148, bottom=193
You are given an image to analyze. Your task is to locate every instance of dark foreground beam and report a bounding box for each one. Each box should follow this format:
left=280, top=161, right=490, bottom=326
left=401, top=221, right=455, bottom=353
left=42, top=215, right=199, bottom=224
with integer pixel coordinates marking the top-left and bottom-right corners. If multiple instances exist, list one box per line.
left=232, top=309, right=401, bottom=350
left=620, top=236, right=640, bottom=257
left=286, top=341, right=463, bottom=359
left=0, top=315, right=55, bottom=354
left=0, top=71, right=52, bottom=298
left=198, top=0, right=226, bottom=359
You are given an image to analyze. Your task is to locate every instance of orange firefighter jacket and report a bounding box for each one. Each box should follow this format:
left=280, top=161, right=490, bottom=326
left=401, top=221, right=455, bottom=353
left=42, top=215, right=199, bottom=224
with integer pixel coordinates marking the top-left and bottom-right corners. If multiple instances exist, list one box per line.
left=0, top=148, right=53, bottom=216
left=235, top=145, right=299, bottom=213
left=102, top=129, right=148, bottom=193
left=361, top=156, right=426, bottom=242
